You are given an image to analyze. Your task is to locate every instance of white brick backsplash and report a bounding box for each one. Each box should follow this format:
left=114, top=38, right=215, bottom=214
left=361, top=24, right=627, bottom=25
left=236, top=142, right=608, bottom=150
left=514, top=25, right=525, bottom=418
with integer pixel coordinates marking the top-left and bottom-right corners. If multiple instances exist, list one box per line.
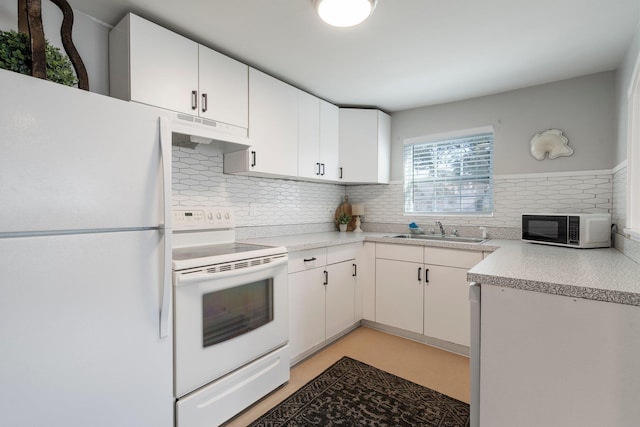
left=347, top=172, right=613, bottom=229
left=174, top=145, right=620, bottom=237
left=612, top=166, right=626, bottom=230
left=172, top=146, right=345, bottom=228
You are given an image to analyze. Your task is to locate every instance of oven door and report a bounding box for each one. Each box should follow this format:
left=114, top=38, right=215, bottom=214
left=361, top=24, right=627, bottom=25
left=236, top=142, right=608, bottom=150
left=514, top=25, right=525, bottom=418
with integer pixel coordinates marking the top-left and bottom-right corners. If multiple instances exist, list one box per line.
left=173, top=256, right=288, bottom=398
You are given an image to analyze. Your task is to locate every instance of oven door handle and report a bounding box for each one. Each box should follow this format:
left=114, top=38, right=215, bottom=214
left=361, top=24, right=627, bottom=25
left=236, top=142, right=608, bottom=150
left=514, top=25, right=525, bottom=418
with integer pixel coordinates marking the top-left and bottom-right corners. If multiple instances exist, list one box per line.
left=175, top=256, right=288, bottom=286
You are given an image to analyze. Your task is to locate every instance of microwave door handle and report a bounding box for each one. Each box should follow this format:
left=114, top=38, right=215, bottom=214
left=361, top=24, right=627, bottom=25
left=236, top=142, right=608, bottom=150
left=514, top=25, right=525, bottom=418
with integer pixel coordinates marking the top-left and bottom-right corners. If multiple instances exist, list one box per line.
left=175, top=256, right=288, bottom=286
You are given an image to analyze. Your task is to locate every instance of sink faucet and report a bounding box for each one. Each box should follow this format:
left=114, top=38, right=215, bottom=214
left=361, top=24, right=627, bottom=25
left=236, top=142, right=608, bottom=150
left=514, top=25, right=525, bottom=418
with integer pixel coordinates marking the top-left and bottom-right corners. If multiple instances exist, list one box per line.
left=435, top=221, right=445, bottom=236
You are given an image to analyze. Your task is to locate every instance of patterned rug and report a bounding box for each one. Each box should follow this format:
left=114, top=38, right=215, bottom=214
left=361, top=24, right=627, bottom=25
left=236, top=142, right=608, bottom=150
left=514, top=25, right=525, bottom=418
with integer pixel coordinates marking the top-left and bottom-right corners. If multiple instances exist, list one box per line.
left=248, top=356, right=470, bottom=426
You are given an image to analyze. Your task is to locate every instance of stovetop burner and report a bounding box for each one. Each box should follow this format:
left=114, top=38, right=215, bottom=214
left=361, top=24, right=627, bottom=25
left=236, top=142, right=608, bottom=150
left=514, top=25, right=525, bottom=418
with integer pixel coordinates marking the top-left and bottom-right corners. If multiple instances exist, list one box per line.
left=171, top=207, right=287, bottom=271
left=172, top=242, right=278, bottom=261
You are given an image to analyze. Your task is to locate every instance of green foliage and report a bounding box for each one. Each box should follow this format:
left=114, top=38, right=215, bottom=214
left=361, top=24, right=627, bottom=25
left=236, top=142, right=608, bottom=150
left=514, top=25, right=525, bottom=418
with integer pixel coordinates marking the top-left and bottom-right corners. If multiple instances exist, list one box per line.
left=338, top=213, right=352, bottom=224
left=0, top=30, right=78, bottom=87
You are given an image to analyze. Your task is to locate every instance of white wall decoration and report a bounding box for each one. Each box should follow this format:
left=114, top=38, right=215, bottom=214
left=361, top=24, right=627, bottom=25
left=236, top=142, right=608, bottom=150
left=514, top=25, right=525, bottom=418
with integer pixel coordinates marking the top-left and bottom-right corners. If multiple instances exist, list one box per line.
left=530, top=129, right=573, bottom=160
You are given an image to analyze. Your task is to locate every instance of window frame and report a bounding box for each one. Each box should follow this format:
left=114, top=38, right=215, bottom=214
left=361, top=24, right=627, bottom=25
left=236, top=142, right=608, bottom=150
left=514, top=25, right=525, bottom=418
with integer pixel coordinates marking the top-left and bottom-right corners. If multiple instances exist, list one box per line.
left=403, top=126, right=495, bottom=217
left=625, top=55, right=640, bottom=241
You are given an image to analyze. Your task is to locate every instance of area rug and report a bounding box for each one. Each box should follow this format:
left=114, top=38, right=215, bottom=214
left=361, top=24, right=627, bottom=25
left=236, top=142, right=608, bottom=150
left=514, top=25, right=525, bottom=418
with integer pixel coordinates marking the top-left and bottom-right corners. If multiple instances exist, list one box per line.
left=248, top=356, right=470, bottom=426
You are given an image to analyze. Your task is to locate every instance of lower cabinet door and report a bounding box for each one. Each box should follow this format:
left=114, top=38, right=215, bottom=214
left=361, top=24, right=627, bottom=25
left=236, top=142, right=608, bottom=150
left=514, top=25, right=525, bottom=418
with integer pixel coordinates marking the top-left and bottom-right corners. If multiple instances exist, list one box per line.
left=288, top=267, right=326, bottom=361
left=325, top=260, right=356, bottom=339
left=423, top=265, right=471, bottom=346
left=375, top=258, right=424, bottom=334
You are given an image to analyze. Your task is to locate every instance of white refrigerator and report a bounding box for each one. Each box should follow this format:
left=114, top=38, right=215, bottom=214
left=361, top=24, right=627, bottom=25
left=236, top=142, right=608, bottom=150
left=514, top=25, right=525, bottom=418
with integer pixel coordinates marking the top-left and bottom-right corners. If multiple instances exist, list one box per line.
left=0, top=70, right=173, bottom=427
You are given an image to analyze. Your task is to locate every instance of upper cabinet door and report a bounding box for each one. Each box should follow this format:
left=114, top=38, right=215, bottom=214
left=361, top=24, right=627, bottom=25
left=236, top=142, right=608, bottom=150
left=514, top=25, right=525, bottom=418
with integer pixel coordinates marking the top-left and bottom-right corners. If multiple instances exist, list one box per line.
left=248, top=68, right=298, bottom=176
left=319, top=100, right=340, bottom=181
left=338, top=108, right=390, bottom=184
left=198, top=45, right=248, bottom=128
left=298, top=91, right=321, bottom=179
left=110, top=13, right=249, bottom=130
left=119, top=14, right=199, bottom=114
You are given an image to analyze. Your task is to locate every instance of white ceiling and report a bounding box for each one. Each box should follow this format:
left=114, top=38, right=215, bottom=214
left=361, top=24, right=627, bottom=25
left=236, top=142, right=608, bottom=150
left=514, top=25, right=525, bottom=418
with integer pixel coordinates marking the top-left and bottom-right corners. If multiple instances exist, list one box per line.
left=69, top=0, right=639, bottom=112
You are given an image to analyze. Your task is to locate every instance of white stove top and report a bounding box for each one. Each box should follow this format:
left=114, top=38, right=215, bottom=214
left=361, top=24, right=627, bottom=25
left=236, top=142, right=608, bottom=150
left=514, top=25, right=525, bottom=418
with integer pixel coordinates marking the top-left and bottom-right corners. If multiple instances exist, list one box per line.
left=171, top=207, right=287, bottom=271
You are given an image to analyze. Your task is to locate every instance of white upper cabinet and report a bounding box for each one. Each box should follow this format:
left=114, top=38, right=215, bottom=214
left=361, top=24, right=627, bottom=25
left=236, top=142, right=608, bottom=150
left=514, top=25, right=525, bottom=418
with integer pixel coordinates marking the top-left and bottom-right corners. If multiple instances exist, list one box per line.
left=198, top=45, right=248, bottom=128
left=109, top=13, right=248, bottom=129
left=244, top=68, right=298, bottom=176
left=319, top=100, right=340, bottom=181
left=338, top=108, right=391, bottom=184
left=298, top=91, right=321, bottom=179
left=298, top=94, right=339, bottom=181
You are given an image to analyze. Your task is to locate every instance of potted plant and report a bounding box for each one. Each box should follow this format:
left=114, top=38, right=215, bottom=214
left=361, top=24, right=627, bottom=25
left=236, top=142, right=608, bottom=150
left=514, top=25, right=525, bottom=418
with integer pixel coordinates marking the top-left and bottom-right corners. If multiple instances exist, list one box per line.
left=0, top=30, right=78, bottom=87
left=338, top=213, right=351, bottom=232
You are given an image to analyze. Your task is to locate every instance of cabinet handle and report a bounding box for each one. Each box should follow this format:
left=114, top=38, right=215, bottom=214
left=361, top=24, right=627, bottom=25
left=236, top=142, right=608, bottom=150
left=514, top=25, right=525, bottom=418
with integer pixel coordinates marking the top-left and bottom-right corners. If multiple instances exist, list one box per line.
left=303, top=257, right=317, bottom=262
left=352, top=263, right=357, bottom=277
left=201, top=93, right=208, bottom=113
left=191, top=90, right=198, bottom=110
left=425, top=268, right=429, bottom=284
left=316, top=162, right=321, bottom=176
left=339, top=167, right=343, bottom=179
left=323, top=270, right=328, bottom=286
left=321, top=163, right=325, bottom=176
left=251, top=151, right=257, bottom=167
left=418, top=267, right=422, bottom=282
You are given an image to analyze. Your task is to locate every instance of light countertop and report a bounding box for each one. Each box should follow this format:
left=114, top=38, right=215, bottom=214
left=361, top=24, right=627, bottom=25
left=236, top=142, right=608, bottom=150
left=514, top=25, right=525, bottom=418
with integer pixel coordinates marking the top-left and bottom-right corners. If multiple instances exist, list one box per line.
left=240, top=232, right=640, bottom=306
left=468, top=239, right=640, bottom=306
left=240, top=231, right=497, bottom=253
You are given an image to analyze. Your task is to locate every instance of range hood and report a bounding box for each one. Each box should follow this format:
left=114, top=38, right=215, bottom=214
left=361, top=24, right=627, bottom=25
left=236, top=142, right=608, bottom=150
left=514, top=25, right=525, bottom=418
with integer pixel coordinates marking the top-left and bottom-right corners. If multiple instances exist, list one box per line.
left=171, top=113, right=250, bottom=152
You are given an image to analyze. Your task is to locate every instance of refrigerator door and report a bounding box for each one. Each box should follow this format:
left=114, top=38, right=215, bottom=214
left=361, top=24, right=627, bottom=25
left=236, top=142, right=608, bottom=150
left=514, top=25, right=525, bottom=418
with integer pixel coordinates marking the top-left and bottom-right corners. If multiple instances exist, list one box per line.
left=0, top=230, right=172, bottom=427
left=0, top=70, right=169, bottom=233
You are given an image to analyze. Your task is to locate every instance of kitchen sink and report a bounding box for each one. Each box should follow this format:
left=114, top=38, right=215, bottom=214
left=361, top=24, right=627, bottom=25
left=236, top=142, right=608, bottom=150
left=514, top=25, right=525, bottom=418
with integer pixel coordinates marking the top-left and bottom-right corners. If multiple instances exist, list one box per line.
left=388, top=234, right=487, bottom=244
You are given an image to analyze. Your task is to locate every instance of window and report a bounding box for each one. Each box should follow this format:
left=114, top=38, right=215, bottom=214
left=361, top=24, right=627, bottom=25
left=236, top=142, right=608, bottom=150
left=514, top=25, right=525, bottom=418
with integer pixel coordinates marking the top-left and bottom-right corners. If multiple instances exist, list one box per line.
left=404, top=126, right=494, bottom=215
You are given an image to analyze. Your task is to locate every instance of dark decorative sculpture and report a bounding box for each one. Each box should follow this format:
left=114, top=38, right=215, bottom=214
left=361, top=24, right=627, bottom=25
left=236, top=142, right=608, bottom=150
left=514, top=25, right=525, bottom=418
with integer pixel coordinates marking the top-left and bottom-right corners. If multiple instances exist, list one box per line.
left=17, top=0, right=89, bottom=90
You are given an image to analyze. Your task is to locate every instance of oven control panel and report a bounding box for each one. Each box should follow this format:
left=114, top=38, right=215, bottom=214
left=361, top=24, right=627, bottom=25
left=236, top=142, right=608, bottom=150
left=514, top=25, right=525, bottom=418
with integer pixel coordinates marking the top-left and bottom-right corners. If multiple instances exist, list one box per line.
left=172, top=207, right=235, bottom=230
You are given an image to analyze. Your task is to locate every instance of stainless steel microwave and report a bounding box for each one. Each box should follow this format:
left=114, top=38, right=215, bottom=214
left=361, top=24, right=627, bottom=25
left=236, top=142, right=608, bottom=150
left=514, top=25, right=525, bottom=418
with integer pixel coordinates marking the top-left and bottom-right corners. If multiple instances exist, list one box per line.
left=521, top=213, right=611, bottom=248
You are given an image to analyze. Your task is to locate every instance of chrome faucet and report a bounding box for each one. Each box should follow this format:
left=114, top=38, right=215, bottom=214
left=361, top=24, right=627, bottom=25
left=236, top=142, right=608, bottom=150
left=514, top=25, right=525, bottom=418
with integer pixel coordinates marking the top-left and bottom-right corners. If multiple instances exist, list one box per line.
left=435, top=221, right=445, bottom=236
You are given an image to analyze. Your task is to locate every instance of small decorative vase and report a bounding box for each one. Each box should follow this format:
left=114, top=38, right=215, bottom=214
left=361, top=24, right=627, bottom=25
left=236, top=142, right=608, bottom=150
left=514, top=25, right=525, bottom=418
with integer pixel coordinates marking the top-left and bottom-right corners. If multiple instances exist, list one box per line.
left=339, top=224, right=348, bottom=232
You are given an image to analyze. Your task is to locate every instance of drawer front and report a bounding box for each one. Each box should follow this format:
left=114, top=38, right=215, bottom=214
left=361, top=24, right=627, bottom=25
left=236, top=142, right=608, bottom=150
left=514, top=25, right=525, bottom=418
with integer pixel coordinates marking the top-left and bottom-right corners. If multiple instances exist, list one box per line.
left=424, top=247, right=483, bottom=269
left=288, top=248, right=327, bottom=273
left=376, top=243, right=423, bottom=263
left=327, top=243, right=359, bottom=265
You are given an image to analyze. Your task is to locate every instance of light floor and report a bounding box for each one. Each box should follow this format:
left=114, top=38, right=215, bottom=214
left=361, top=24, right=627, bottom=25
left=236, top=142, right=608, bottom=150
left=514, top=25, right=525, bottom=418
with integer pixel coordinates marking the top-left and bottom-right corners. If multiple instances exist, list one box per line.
left=223, top=326, right=470, bottom=426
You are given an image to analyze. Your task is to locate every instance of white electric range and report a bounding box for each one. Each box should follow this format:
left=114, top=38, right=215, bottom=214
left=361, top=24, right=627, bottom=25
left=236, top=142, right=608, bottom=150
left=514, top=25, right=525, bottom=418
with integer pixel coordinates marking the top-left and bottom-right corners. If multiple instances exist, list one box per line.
left=171, top=207, right=290, bottom=427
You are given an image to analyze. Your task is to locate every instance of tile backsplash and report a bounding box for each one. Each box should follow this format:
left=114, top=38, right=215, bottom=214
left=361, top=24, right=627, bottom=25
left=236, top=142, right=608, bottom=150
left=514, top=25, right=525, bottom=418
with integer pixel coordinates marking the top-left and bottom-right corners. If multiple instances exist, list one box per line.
left=172, top=145, right=346, bottom=237
left=173, top=144, right=618, bottom=240
left=347, top=172, right=613, bottom=231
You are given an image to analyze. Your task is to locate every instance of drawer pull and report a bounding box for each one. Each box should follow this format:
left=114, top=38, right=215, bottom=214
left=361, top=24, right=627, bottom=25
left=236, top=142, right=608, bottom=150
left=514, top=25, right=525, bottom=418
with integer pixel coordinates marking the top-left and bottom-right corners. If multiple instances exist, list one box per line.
left=323, top=270, right=328, bottom=286
left=352, top=263, right=357, bottom=277
left=418, top=267, right=422, bottom=282
left=425, top=268, right=429, bottom=284
left=303, top=257, right=317, bottom=262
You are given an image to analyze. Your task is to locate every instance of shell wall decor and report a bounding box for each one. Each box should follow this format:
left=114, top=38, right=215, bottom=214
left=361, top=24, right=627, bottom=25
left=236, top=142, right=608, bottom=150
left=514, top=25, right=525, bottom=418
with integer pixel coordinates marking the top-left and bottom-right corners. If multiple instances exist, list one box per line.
left=530, top=129, right=573, bottom=160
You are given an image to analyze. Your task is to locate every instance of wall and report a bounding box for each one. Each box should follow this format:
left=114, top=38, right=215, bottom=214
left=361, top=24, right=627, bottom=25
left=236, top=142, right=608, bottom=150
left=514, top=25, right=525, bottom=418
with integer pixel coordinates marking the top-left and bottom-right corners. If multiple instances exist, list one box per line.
left=172, top=144, right=346, bottom=239
left=612, top=22, right=640, bottom=263
left=347, top=170, right=612, bottom=239
left=0, top=1, right=110, bottom=95
left=174, top=74, right=619, bottom=240
left=390, top=72, right=616, bottom=180
left=615, top=23, right=640, bottom=165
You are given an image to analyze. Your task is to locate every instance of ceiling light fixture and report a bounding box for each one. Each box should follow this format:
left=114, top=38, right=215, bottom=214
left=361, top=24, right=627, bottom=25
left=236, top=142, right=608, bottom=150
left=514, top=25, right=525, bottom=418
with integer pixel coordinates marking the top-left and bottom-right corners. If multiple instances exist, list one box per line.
left=314, top=0, right=378, bottom=27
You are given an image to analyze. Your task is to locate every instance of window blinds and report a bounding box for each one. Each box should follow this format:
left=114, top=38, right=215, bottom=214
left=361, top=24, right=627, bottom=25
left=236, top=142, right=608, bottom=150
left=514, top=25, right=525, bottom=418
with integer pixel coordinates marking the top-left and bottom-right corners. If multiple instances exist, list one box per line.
left=404, top=130, right=494, bottom=214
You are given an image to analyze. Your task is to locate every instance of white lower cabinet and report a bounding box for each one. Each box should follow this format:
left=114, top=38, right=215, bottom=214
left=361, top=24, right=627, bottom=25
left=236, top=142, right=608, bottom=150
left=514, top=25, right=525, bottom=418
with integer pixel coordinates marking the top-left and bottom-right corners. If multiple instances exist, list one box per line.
left=288, top=244, right=358, bottom=364
left=375, top=243, right=483, bottom=348
left=376, top=257, right=424, bottom=334
left=480, top=284, right=640, bottom=427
